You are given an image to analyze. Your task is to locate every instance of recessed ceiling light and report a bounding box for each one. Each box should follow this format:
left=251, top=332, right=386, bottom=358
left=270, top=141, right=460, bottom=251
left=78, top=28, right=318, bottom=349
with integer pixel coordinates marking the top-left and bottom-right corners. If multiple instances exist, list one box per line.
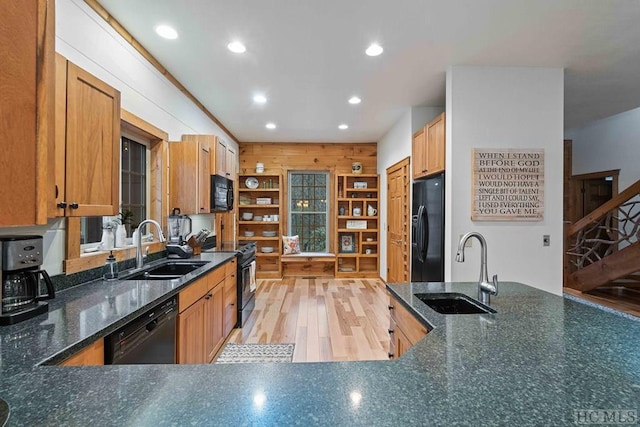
left=348, top=96, right=361, bottom=105
left=365, top=43, right=383, bottom=56
left=265, top=122, right=276, bottom=129
left=253, top=95, right=267, bottom=104
left=227, top=41, right=246, bottom=53
left=155, top=25, right=178, bottom=40
left=338, top=124, right=349, bottom=130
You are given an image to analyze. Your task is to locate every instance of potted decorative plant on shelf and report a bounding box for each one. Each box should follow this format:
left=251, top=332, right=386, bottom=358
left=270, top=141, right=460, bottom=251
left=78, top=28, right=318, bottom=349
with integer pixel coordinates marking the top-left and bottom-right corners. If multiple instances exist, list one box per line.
left=115, top=210, right=134, bottom=247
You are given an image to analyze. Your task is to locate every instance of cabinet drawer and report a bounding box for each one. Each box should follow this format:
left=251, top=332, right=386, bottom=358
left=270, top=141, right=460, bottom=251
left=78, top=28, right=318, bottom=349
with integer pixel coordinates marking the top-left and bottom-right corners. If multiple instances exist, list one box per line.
left=225, top=258, right=237, bottom=277
left=390, top=296, right=428, bottom=345
left=208, top=264, right=226, bottom=288
left=179, top=276, right=209, bottom=313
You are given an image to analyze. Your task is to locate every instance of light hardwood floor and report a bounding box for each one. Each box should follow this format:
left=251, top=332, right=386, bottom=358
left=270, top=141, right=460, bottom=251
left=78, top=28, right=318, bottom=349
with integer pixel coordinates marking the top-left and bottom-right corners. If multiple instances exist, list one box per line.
left=227, top=277, right=391, bottom=362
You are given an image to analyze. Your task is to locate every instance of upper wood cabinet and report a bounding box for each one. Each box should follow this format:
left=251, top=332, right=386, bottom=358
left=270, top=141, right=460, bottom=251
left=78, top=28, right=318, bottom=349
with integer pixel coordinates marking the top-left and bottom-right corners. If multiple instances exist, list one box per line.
left=53, top=56, right=121, bottom=217
left=215, top=137, right=237, bottom=181
left=412, top=113, right=446, bottom=180
left=170, top=135, right=214, bottom=215
left=0, top=0, right=54, bottom=226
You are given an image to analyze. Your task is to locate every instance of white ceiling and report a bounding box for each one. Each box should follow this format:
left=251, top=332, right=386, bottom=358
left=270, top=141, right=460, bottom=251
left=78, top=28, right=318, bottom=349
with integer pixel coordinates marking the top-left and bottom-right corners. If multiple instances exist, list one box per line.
left=96, top=0, right=640, bottom=143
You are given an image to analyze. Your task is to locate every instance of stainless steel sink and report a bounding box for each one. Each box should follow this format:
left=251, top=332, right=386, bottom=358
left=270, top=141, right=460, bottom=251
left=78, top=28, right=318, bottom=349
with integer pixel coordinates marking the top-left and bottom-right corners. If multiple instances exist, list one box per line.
left=415, top=293, right=496, bottom=314
left=122, top=260, right=209, bottom=281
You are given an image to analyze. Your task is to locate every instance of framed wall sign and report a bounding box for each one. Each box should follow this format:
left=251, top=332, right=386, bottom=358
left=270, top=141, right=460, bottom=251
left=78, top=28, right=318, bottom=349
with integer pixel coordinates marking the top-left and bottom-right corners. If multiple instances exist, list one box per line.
left=339, top=233, right=356, bottom=253
left=471, top=148, right=544, bottom=221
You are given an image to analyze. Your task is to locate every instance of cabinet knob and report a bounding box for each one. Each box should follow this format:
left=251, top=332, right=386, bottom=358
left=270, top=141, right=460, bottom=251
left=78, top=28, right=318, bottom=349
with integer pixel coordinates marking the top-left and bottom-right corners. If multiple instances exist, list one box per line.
left=205, top=294, right=212, bottom=300
left=388, top=304, right=394, bottom=310
left=70, top=203, right=79, bottom=209
left=388, top=352, right=394, bottom=359
left=388, top=329, right=394, bottom=335
left=57, top=202, right=67, bottom=209
left=422, top=169, right=428, bottom=173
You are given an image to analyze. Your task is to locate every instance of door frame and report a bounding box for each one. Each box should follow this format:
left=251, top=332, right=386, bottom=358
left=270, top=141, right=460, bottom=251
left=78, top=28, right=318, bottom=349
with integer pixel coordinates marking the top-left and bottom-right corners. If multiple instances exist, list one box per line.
left=386, top=157, right=411, bottom=283
left=571, top=169, right=619, bottom=222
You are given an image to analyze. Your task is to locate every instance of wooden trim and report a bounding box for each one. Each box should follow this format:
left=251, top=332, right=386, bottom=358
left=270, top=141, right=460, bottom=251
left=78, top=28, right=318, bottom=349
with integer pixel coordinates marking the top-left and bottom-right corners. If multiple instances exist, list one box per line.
left=567, top=243, right=640, bottom=292
left=121, top=109, right=168, bottom=141
left=82, top=0, right=239, bottom=144
left=572, top=169, right=620, bottom=181
left=567, top=178, right=640, bottom=237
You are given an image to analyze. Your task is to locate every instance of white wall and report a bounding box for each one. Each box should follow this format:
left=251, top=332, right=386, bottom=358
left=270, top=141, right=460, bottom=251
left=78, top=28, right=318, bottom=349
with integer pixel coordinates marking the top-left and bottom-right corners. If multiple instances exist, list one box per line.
left=446, top=66, right=564, bottom=295
left=566, top=107, right=640, bottom=190
left=377, top=107, right=443, bottom=281
left=0, top=0, right=238, bottom=275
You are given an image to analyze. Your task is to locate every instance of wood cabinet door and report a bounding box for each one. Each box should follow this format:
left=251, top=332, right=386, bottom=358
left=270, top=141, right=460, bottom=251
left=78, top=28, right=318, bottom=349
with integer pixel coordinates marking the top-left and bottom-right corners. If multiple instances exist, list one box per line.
left=395, top=326, right=412, bottom=358
left=204, top=283, right=225, bottom=362
left=223, top=273, right=237, bottom=336
left=426, top=113, right=445, bottom=175
left=216, top=138, right=227, bottom=177
left=59, top=339, right=105, bottom=366
left=225, top=145, right=237, bottom=180
left=0, top=0, right=53, bottom=226
left=65, top=62, right=121, bottom=217
left=177, top=298, right=206, bottom=364
left=198, top=141, right=211, bottom=213
left=170, top=141, right=198, bottom=214
left=412, top=128, right=427, bottom=179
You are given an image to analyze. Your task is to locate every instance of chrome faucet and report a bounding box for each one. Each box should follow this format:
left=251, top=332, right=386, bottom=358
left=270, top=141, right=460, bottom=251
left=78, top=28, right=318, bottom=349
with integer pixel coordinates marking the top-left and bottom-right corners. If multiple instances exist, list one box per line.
left=455, top=232, right=498, bottom=305
left=133, top=219, right=166, bottom=269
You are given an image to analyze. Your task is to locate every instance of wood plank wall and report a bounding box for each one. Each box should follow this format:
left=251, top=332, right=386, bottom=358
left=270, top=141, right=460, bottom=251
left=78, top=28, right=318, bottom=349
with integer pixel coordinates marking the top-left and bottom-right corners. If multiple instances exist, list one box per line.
left=239, top=143, right=377, bottom=176
left=239, top=142, right=377, bottom=276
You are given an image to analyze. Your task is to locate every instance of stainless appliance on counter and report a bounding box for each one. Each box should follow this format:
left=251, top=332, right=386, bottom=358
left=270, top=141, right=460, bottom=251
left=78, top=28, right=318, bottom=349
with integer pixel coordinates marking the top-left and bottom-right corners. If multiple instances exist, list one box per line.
left=411, top=173, right=445, bottom=282
left=166, top=208, right=194, bottom=259
left=0, top=236, right=55, bottom=325
left=105, top=296, right=177, bottom=364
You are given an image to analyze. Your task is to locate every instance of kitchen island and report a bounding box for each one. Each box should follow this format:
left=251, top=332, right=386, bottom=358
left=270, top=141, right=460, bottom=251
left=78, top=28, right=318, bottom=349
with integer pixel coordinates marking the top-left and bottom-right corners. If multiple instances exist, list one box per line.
left=1, top=275, right=639, bottom=425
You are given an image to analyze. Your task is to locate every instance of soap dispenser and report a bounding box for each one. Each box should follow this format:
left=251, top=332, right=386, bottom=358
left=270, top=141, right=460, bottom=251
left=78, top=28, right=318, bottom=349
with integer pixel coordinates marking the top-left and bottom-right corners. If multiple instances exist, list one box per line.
left=103, top=251, right=118, bottom=281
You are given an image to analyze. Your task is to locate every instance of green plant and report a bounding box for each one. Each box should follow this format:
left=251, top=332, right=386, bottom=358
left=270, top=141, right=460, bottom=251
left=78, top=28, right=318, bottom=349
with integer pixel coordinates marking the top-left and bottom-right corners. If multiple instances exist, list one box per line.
left=117, top=210, right=134, bottom=226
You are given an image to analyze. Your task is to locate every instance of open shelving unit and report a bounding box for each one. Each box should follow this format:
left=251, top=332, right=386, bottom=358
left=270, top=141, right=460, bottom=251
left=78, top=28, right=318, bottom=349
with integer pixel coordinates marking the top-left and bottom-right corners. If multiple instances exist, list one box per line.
left=335, top=174, right=380, bottom=278
left=237, top=174, right=282, bottom=278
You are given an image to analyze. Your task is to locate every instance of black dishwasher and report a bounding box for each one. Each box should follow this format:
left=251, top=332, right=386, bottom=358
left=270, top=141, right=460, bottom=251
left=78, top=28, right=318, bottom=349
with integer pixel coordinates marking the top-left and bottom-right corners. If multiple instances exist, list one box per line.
left=106, top=296, right=177, bottom=364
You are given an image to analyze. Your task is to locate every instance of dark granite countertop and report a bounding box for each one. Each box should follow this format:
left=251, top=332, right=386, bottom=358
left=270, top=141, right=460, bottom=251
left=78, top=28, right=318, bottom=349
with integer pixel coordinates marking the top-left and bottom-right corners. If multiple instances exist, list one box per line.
left=1, top=278, right=639, bottom=426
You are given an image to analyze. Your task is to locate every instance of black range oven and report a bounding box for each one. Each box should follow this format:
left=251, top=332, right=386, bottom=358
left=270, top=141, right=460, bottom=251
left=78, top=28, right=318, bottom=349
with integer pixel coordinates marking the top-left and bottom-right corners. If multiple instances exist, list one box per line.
left=235, top=242, right=256, bottom=327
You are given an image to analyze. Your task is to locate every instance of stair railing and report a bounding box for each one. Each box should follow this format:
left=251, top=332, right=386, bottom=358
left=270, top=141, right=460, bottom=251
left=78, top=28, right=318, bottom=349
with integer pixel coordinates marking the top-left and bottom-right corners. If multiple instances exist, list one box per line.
left=566, top=179, right=640, bottom=270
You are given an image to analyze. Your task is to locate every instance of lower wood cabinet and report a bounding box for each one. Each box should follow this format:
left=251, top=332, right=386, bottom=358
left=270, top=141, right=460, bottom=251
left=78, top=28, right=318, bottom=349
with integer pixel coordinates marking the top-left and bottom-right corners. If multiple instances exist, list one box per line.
left=177, top=259, right=237, bottom=364
left=388, top=294, right=428, bottom=359
left=59, top=339, right=104, bottom=366
left=223, top=271, right=237, bottom=337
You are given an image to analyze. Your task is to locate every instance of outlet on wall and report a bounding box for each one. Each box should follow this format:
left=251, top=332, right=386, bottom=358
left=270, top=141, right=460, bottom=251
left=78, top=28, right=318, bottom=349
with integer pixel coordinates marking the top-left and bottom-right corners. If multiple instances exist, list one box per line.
left=459, top=234, right=472, bottom=248
left=543, top=235, right=550, bottom=246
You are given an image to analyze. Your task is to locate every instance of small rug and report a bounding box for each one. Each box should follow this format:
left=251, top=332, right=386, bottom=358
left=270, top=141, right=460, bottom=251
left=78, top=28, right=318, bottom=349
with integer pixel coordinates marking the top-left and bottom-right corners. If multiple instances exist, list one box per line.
left=215, top=343, right=295, bottom=364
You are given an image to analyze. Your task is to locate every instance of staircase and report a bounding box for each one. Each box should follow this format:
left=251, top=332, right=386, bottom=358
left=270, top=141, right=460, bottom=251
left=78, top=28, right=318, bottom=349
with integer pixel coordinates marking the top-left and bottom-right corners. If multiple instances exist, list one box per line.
left=565, top=179, right=640, bottom=292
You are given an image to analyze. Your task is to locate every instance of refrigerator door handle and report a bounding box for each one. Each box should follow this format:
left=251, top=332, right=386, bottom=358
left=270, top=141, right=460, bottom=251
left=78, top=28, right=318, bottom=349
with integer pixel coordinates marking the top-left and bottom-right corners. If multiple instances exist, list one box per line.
left=423, top=206, right=429, bottom=261
left=417, top=206, right=426, bottom=262
left=411, top=215, right=418, bottom=247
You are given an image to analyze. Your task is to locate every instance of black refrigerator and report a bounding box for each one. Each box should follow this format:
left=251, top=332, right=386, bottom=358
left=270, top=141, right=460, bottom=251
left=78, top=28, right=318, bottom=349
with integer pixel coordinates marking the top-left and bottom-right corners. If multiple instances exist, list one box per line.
left=411, top=173, right=445, bottom=282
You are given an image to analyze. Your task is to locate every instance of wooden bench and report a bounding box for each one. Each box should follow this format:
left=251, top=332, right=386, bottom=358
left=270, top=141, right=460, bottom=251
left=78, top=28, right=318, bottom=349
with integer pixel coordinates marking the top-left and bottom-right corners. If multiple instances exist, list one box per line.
left=280, top=253, right=336, bottom=277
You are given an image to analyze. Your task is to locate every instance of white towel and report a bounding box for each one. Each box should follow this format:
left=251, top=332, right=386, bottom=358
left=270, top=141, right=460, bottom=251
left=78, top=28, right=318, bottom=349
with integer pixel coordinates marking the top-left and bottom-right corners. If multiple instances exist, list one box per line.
left=249, top=260, right=257, bottom=292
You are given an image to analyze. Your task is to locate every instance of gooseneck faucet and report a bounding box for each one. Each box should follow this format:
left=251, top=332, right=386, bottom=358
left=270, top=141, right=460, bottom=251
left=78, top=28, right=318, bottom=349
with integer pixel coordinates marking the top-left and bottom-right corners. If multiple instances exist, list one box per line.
left=133, top=219, right=166, bottom=269
left=455, top=232, right=498, bottom=305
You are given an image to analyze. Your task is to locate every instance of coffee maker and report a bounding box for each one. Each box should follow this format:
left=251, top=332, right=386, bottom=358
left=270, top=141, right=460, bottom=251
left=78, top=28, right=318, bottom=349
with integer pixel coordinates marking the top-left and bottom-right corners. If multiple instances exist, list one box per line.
left=167, top=208, right=193, bottom=259
left=0, top=236, right=55, bottom=325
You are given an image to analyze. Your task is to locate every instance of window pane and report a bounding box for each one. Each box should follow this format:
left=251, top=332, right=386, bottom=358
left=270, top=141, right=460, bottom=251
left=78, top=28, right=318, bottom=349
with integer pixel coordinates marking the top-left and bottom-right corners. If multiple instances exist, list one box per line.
left=288, top=171, right=329, bottom=253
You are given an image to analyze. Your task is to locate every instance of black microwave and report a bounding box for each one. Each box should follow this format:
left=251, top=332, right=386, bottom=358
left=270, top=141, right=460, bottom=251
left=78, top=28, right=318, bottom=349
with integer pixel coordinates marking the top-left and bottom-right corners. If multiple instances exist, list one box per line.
left=211, top=175, right=234, bottom=211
